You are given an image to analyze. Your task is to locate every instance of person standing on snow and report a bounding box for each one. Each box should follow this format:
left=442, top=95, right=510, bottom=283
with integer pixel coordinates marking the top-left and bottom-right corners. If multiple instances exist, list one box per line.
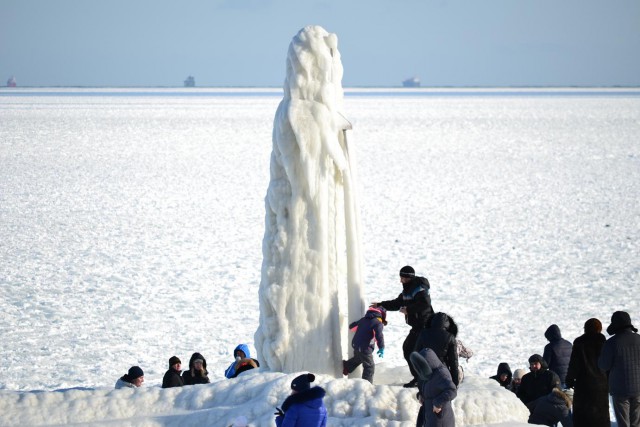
left=542, top=324, right=573, bottom=388
left=517, top=354, right=561, bottom=412
left=275, top=373, right=327, bottom=427
left=410, top=348, right=457, bottom=427
left=342, top=306, right=386, bottom=383
left=371, top=265, right=433, bottom=388
left=414, top=312, right=460, bottom=387
left=566, top=318, right=610, bottom=427
left=598, top=311, right=640, bottom=427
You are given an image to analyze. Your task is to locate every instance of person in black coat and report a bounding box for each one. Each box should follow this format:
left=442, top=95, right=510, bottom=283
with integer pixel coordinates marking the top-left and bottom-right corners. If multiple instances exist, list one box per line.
left=182, top=352, right=210, bottom=385
left=490, top=362, right=513, bottom=388
left=528, top=387, right=574, bottom=427
left=598, top=311, right=640, bottom=427
left=372, top=265, right=434, bottom=388
left=565, top=318, right=610, bottom=427
left=542, top=324, right=573, bottom=388
left=162, top=356, right=184, bottom=388
left=517, top=353, right=561, bottom=412
left=414, top=312, right=459, bottom=387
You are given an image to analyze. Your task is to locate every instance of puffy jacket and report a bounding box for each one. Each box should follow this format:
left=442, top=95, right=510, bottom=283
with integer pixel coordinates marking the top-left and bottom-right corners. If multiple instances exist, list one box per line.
left=162, top=367, right=184, bottom=388
left=517, top=355, right=561, bottom=405
left=350, top=308, right=385, bottom=354
left=275, top=386, right=327, bottom=427
left=414, top=313, right=459, bottom=386
left=380, top=276, right=433, bottom=329
left=598, top=327, right=640, bottom=397
left=528, top=388, right=574, bottom=427
left=543, top=324, right=573, bottom=384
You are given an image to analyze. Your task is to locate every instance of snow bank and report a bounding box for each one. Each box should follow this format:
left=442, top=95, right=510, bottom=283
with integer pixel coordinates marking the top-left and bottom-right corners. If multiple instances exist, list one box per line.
left=0, top=371, right=529, bottom=426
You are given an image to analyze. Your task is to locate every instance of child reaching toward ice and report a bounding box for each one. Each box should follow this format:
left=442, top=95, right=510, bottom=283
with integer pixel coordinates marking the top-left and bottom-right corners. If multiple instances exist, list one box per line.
left=342, top=306, right=386, bottom=383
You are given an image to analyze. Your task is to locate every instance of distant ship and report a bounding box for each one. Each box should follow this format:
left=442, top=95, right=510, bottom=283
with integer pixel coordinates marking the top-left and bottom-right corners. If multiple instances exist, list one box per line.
left=402, top=77, right=420, bottom=88
left=7, top=76, right=16, bottom=87
left=184, top=76, right=195, bottom=87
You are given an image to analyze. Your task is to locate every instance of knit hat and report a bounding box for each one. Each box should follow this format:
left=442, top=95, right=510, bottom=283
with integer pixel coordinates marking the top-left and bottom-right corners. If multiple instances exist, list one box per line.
left=399, top=266, right=415, bottom=278
left=607, top=311, right=638, bottom=335
left=513, top=368, right=527, bottom=381
left=169, top=356, right=181, bottom=367
left=291, top=373, right=315, bottom=392
left=584, top=318, right=602, bottom=334
left=528, top=354, right=544, bottom=365
left=128, top=366, right=144, bottom=380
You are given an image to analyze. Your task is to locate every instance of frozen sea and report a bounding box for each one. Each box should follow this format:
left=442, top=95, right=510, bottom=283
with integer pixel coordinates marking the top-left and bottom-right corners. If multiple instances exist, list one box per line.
left=0, top=87, right=639, bottom=426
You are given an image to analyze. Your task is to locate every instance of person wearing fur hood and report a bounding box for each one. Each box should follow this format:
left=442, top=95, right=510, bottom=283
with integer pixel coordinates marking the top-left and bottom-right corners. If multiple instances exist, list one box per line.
left=410, top=348, right=457, bottom=427
left=275, top=373, right=327, bottom=427
left=528, top=387, right=574, bottom=427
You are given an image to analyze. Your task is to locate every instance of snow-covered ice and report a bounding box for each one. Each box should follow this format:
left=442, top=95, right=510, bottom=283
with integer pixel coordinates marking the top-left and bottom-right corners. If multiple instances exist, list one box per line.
left=1, top=26, right=639, bottom=426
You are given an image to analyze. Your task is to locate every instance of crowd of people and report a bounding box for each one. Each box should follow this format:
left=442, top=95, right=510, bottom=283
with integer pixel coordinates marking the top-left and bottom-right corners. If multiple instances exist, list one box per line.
left=114, top=265, right=640, bottom=427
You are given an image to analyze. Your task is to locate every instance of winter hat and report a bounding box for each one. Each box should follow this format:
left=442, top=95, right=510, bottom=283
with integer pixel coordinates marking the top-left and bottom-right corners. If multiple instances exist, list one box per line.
left=584, top=318, right=602, bottom=334
left=513, top=368, right=527, bottom=381
left=367, top=306, right=388, bottom=324
left=399, top=265, right=415, bottom=278
left=528, top=354, right=544, bottom=365
left=291, top=373, right=315, bottom=392
left=169, top=356, right=181, bottom=367
left=607, top=311, right=638, bottom=335
left=128, top=366, right=144, bottom=379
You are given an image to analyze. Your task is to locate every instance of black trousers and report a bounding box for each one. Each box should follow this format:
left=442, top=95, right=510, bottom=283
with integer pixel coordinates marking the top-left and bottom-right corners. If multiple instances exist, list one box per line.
left=403, top=328, right=423, bottom=380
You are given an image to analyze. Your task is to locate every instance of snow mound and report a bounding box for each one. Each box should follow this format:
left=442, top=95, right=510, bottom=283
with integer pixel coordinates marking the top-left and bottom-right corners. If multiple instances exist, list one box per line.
left=0, top=371, right=529, bottom=426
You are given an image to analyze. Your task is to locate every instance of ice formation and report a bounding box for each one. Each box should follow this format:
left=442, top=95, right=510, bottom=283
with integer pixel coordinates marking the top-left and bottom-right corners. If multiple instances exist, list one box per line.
left=254, top=25, right=365, bottom=376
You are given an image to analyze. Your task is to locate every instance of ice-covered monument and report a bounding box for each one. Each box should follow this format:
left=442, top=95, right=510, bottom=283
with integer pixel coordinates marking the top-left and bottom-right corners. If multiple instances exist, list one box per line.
left=254, top=26, right=365, bottom=377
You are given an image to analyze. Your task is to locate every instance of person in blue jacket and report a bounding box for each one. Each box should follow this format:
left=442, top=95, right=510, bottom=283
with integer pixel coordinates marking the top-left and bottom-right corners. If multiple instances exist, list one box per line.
left=224, top=344, right=260, bottom=379
left=342, top=306, right=386, bottom=383
left=275, top=373, right=327, bottom=427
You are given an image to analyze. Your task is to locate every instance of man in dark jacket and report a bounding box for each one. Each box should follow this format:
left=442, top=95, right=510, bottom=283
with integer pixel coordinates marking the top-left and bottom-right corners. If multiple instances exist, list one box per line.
left=414, top=312, right=459, bottom=387
left=543, top=324, right=573, bottom=388
left=162, top=356, right=184, bottom=388
left=372, top=265, right=434, bottom=388
left=517, top=353, right=561, bottom=412
left=566, top=318, right=610, bottom=427
left=598, top=311, right=640, bottom=427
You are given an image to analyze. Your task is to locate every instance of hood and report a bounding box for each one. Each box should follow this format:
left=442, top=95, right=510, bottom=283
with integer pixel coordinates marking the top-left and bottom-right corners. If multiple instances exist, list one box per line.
left=188, top=352, right=207, bottom=370
left=234, top=344, right=251, bottom=359
left=427, top=312, right=458, bottom=337
left=607, top=311, right=638, bottom=335
left=544, top=324, right=562, bottom=342
left=496, top=362, right=512, bottom=377
left=420, top=347, right=445, bottom=371
left=281, top=386, right=326, bottom=412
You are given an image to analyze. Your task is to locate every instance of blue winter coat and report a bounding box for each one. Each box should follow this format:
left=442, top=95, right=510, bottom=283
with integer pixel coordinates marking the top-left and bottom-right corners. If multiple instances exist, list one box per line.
left=543, top=324, right=573, bottom=384
left=350, top=309, right=385, bottom=354
left=275, top=386, right=327, bottom=427
left=225, top=344, right=259, bottom=379
left=417, top=348, right=457, bottom=427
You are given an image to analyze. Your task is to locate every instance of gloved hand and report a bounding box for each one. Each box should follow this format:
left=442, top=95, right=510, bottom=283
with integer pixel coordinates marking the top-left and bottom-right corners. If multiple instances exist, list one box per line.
left=377, top=348, right=384, bottom=358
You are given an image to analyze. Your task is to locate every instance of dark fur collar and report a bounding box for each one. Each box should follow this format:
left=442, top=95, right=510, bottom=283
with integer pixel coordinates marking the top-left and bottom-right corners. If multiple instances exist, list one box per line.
left=281, top=386, right=326, bottom=412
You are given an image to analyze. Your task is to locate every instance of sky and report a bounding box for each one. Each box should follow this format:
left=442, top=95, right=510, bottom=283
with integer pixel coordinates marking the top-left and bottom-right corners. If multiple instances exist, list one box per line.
left=2, top=0, right=639, bottom=87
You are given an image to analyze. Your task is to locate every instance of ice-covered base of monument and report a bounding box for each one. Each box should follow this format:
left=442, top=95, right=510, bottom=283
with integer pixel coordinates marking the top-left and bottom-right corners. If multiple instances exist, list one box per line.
left=0, top=368, right=530, bottom=426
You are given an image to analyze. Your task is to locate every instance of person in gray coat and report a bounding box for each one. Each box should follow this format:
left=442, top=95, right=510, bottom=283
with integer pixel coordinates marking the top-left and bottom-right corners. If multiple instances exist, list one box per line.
left=410, top=348, right=457, bottom=427
left=598, top=311, right=640, bottom=427
left=542, top=324, right=573, bottom=388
